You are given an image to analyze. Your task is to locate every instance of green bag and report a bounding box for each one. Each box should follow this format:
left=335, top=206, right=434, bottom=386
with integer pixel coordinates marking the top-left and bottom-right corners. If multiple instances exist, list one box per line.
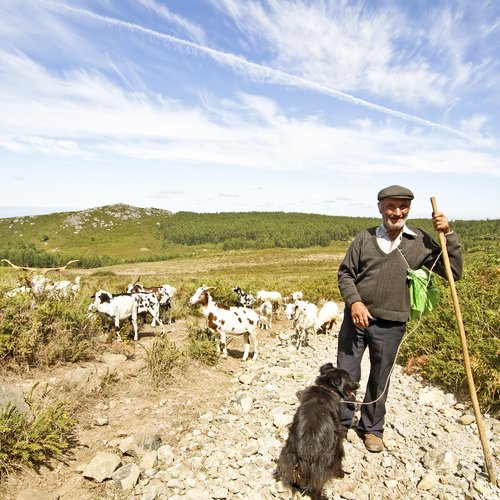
left=406, top=267, right=439, bottom=320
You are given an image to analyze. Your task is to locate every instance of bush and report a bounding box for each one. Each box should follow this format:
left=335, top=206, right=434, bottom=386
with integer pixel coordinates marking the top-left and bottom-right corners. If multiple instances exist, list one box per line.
left=400, top=251, right=499, bottom=416
left=143, top=337, right=185, bottom=387
left=0, top=293, right=100, bottom=369
left=186, top=320, right=219, bottom=366
left=0, top=385, right=75, bottom=476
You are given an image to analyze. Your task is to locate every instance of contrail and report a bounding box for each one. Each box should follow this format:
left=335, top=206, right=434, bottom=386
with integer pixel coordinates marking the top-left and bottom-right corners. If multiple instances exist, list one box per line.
left=43, top=1, right=468, bottom=138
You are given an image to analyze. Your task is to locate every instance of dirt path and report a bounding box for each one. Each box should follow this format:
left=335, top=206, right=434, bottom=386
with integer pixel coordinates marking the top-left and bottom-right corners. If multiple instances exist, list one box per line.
left=2, top=316, right=499, bottom=500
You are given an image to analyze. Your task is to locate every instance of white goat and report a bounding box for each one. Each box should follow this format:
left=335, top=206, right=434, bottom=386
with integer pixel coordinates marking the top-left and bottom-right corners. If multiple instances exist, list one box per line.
left=88, top=290, right=139, bottom=341
left=189, top=286, right=260, bottom=361
left=48, top=276, right=81, bottom=298
left=256, top=290, right=283, bottom=315
left=315, top=301, right=340, bottom=334
left=88, top=290, right=164, bottom=341
left=258, top=300, right=273, bottom=330
left=285, top=300, right=318, bottom=351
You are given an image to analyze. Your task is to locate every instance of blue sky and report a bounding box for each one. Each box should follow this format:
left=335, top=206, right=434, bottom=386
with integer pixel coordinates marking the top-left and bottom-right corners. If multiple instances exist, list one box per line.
left=0, top=0, right=499, bottom=220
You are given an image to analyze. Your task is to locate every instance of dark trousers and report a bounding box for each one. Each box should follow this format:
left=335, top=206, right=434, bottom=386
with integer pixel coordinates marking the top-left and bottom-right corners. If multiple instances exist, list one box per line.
left=336, top=308, right=405, bottom=438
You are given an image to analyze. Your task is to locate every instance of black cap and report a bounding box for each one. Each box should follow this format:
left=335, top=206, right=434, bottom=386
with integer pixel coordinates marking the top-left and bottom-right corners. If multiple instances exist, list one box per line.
left=377, top=185, right=414, bottom=201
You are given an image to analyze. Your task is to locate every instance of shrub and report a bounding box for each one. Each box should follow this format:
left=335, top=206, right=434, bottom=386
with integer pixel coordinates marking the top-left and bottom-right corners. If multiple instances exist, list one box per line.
left=0, top=385, right=75, bottom=476
left=400, top=251, right=499, bottom=416
left=0, top=293, right=100, bottom=370
left=143, top=337, right=185, bottom=387
left=185, top=320, right=219, bottom=366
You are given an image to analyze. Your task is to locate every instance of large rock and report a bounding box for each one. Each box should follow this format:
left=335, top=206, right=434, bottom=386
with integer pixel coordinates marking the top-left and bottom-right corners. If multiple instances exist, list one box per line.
left=82, top=452, right=121, bottom=482
left=0, top=384, right=31, bottom=416
left=119, top=425, right=162, bottom=456
left=112, top=462, right=140, bottom=490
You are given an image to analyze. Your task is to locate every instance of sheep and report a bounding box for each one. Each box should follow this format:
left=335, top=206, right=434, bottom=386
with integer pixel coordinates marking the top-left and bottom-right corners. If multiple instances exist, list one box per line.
left=315, top=301, right=341, bottom=334
left=189, top=286, right=260, bottom=361
left=290, top=291, right=303, bottom=302
left=232, top=286, right=256, bottom=308
left=258, top=300, right=273, bottom=330
left=285, top=300, right=318, bottom=351
left=127, top=278, right=176, bottom=324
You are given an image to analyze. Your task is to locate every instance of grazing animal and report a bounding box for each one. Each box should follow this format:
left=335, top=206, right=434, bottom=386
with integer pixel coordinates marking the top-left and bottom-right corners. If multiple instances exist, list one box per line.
left=232, top=286, right=256, bottom=308
left=127, top=278, right=176, bottom=324
left=285, top=300, right=318, bottom=350
left=6, top=275, right=81, bottom=299
left=88, top=290, right=164, bottom=341
left=315, top=301, right=340, bottom=334
left=189, top=286, right=259, bottom=361
left=278, top=363, right=359, bottom=500
left=258, top=300, right=273, bottom=329
left=256, top=289, right=283, bottom=315
left=88, top=290, right=139, bottom=341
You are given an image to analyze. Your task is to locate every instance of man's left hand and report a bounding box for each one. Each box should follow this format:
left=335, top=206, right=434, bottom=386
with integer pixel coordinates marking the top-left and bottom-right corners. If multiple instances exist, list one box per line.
left=432, top=211, right=451, bottom=234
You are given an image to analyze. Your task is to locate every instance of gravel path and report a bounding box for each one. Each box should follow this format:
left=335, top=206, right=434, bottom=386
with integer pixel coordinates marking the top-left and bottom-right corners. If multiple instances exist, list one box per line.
left=9, top=320, right=499, bottom=500
left=126, top=323, right=499, bottom=499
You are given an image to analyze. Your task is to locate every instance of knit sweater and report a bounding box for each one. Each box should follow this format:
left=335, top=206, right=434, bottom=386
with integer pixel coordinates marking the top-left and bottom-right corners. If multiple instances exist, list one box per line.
left=337, top=227, right=462, bottom=322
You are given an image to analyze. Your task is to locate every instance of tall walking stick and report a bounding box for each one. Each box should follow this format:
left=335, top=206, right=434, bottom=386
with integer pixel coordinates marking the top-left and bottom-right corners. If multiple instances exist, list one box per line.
left=431, top=197, right=496, bottom=484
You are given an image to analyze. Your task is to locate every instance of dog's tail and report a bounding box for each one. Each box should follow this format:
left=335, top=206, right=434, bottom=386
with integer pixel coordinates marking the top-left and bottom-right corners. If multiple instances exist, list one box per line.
left=278, top=449, right=328, bottom=499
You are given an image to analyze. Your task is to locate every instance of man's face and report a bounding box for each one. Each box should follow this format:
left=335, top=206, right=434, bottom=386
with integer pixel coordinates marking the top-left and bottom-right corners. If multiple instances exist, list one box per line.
left=379, top=198, right=411, bottom=232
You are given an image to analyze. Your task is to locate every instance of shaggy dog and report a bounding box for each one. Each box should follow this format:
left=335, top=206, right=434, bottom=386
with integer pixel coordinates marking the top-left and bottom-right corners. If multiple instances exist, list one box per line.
left=278, top=363, right=359, bottom=499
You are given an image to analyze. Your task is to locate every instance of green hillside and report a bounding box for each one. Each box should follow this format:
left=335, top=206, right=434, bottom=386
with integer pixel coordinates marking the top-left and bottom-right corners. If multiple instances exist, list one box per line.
left=0, top=204, right=498, bottom=268
left=0, top=204, right=173, bottom=261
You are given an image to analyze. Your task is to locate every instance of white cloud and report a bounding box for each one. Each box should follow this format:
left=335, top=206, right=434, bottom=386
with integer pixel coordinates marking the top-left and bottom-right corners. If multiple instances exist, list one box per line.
left=210, top=0, right=491, bottom=108
left=0, top=48, right=498, bottom=178
left=136, top=0, right=206, bottom=43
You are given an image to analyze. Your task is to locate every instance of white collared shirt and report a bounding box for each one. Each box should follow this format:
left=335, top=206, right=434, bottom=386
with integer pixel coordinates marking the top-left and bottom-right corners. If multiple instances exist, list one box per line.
left=376, top=223, right=417, bottom=254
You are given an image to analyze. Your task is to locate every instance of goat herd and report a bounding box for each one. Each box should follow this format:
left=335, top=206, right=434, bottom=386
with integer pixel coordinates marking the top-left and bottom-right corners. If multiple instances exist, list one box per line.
left=2, top=259, right=343, bottom=360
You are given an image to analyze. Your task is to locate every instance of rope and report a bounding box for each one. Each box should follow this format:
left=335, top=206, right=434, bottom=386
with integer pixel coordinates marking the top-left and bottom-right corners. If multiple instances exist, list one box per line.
left=340, top=250, right=443, bottom=406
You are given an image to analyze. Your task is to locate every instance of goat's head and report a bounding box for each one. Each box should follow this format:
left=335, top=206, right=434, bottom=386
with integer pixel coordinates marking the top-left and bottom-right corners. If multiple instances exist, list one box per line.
left=284, top=302, right=298, bottom=320
left=189, top=285, right=214, bottom=306
left=91, top=290, right=113, bottom=305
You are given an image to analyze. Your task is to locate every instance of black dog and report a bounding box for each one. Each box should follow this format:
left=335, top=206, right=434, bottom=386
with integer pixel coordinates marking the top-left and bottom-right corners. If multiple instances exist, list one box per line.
left=278, top=363, right=359, bottom=499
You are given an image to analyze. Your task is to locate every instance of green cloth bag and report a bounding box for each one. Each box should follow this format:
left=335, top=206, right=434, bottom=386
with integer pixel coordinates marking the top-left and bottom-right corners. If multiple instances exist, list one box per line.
left=407, top=267, right=439, bottom=320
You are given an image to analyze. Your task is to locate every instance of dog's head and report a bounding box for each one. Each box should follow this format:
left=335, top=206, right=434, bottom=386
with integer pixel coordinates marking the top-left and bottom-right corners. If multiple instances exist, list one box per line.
left=316, top=363, right=359, bottom=399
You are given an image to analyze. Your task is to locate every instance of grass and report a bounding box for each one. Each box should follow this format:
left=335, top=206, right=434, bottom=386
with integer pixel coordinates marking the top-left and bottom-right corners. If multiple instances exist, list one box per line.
left=143, top=337, right=185, bottom=387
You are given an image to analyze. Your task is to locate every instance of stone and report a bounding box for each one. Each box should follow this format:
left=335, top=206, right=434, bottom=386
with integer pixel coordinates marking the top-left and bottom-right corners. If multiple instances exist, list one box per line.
left=82, top=452, right=121, bottom=482
left=112, top=463, right=140, bottom=490
left=417, top=472, right=439, bottom=490
left=119, top=425, right=162, bottom=456
left=457, top=414, right=476, bottom=425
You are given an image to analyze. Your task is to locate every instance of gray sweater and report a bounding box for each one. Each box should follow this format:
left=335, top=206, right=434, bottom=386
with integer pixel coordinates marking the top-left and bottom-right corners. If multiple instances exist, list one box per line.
left=337, top=227, right=463, bottom=322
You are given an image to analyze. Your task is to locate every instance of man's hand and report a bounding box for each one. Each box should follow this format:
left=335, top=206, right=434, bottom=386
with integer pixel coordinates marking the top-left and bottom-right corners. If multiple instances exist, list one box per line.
left=432, top=211, right=451, bottom=234
left=350, top=301, right=373, bottom=328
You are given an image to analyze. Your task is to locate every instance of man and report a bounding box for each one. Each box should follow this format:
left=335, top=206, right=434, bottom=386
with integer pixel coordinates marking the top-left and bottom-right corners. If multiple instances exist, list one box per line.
left=336, top=185, right=462, bottom=453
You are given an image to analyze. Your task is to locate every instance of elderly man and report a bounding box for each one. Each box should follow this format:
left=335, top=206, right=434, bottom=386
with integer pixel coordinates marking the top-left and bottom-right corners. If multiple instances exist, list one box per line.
left=336, top=185, right=462, bottom=452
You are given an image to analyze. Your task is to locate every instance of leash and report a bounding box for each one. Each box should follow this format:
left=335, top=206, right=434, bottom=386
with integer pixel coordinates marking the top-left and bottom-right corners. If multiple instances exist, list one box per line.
left=339, top=250, right=442, bottom=407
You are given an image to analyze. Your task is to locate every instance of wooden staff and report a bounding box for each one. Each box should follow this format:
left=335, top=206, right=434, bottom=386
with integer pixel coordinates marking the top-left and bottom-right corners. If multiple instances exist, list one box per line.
left=431, top=197, right=496, bottom=484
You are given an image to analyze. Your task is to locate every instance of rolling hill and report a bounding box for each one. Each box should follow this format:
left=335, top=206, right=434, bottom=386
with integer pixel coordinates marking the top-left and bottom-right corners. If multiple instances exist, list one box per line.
left=0, top=204, right=173, bottom=261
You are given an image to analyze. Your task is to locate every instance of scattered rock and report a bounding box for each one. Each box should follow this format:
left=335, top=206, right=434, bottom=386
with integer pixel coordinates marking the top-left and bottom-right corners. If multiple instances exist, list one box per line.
left=112, top=463, right=140, bottom=490
left=82, top=452, right=121, bottom=483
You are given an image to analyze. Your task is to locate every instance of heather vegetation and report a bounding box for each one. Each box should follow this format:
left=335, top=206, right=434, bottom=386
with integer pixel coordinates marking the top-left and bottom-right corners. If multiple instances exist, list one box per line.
left=0, top=206, right=498, bottom=476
